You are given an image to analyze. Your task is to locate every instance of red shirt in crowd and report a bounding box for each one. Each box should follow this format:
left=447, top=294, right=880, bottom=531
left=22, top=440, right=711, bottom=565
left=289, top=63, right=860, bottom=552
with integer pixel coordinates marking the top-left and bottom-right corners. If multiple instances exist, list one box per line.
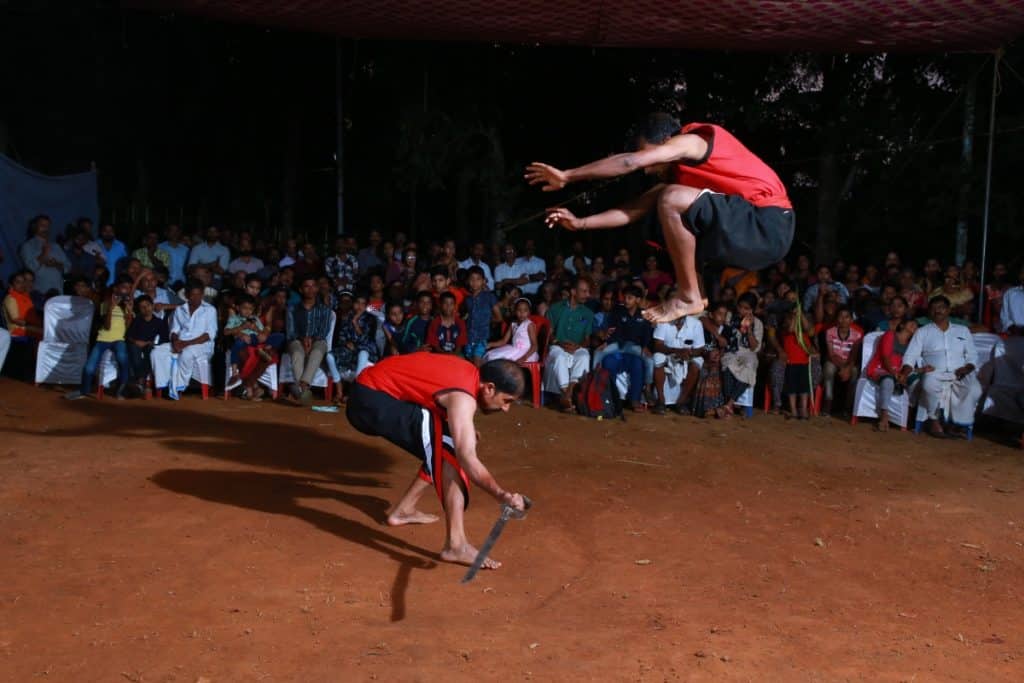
left=782, top=331, right=813, bottom=365
left=674, top=123, right=791, bottom=209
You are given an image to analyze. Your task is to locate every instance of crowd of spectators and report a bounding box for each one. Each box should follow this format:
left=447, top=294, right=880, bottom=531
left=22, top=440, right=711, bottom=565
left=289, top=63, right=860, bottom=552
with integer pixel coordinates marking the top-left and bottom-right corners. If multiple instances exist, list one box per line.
left=1, top=213, right=1022, bottom=438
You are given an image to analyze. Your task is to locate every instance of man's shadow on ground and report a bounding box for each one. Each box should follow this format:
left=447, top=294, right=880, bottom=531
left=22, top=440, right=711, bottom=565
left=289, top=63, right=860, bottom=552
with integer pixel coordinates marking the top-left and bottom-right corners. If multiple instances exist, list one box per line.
left=16, top=400, right=438, bottom=621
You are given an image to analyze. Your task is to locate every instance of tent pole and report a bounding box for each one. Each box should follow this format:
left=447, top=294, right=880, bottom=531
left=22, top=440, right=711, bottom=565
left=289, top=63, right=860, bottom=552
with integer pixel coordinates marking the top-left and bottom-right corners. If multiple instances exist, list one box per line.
left=335, top=37, right=346, bottom=236
left=978, top=49, right=1001, bottom=323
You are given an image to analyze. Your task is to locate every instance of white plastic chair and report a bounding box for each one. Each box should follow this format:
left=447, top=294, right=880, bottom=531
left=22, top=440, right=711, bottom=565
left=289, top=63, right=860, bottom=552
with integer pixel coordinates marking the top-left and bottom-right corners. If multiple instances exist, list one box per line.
left=850, top=331, right=910, bottom=429
left=278, top=311, right=337, bottom=400
left=34, top=296, right=95, bottom=385
left=982, top=336, right=1024, bottom=426
left=150, top=342, right=214, bottom=399
left=223, top=345, right=279, bottom=400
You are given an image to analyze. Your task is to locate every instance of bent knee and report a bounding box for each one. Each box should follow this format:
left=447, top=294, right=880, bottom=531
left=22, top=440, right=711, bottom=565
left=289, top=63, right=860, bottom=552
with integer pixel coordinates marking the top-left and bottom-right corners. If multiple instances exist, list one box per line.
left=657, top=184, right=703, bottom=213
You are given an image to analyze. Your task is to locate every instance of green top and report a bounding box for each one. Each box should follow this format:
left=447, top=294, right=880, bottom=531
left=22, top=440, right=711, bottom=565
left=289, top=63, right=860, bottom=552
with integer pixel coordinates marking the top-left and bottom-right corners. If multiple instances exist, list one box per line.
left=547, top=300, right=594, bottom=345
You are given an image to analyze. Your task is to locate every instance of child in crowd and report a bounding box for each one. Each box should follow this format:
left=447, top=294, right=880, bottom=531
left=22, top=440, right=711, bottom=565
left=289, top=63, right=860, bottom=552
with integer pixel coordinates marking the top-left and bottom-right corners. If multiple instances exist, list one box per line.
left=381, top=301, right=407, bottom=357
left=693, top=303, right=729, bottom=418
left=125, top=294, right=170, bottom=396
left=399, top=291, right=434, bottom=354
left=462, top=266, right=501, bottom=366
left=781, top=306, right=817, bottom=419
left=484, top=298, right=539, bottom=363
left=865, top=319, right=919, bottom=431
left=330, top=293, right=379, bottom=380
left=224, top=294, right=273, bottom=390
left=426, top=291, right=466, bottom=354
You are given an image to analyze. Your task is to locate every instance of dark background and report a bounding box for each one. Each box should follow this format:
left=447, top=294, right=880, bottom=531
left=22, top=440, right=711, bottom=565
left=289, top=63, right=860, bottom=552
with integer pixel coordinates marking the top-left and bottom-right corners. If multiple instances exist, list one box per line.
left=1, top=2, right=1021, bottom=267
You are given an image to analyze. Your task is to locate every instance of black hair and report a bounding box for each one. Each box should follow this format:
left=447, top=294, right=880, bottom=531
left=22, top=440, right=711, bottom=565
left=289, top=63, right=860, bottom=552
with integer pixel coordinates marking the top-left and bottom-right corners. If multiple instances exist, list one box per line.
left=386, top=301, right=404, bottom=312
left=480, top=359, right=525, bottom=398
left=439, top=291, right=456, bottom=304
left=634, top=112, right=682, bottom=145
left=27, top=214, right=51, bottom=237
left=930, top=295, right=951, bottom=308
left=244, top=273, right=263, bottom=286
left=416, top=290, right=433, bottom=301
left=890, top=295, right=908, bottom=308
left=134, top=294, right=153, bottom=307
left=430, top=265, right=450, bottom=279
left=185, top=278, right=205, bottom=295
left=298, top=273, right=318, bottom=287
left=235, top=293, right=256, bottom=308
left=623, top=285, right=644, bottom=299
left=737, top=292, right=759, bottom=309
left=499, top=283, right=520, bottom=298
left=836, top=305, right=853, bottom=317
left=115, top=273, right=134, bottom=286
left=466, top=265, right=486, bottom=279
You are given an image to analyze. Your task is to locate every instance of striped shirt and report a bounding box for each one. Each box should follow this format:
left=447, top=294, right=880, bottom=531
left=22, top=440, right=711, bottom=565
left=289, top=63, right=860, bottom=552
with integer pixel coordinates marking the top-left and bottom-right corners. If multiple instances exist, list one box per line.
left=286, top=302, right=332, bottom=341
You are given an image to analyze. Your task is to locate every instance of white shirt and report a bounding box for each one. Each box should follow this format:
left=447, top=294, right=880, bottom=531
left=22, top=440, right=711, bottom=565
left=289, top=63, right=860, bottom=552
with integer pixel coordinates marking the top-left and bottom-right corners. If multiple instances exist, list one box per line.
left=1000, top=286, right=1024, bottom=332
left=902, top=322, right=978, bottom=374
left=134, top=287, right=181, bottom=319
left=171, top=301, right=219, bottom=343
left=458, top=258, right=495, bottom=290
left=515, top=255, right=546, bottom=295
left=564, top=255, right=592, bottom=275
left=494, top=261, right=527, bottom=290
left=654, top=316, right=706, bottom=350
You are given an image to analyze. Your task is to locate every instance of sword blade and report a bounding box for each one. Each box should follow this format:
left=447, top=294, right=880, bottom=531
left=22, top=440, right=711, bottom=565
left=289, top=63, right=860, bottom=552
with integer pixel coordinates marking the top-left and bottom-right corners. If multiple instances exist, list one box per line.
left=460, top=512, right=510, bottom=583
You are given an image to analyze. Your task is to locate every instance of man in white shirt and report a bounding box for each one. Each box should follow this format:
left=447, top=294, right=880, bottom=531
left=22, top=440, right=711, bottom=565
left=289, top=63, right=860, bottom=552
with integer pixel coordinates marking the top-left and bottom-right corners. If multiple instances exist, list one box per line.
left=187, top=226, right=231, bottom=283
left=999, top=265, right=1024, bottom=335
left=458, top=242, right=495, bottom=290
left=493, top=244, right=529, bottom=292
left=515, top=239, right=546, bottom=296
left=651, top=315, right=706, bottom=414
left=562, top=239, right=591, bottom=275
left=901, top=296, right=981, bottom=437
left=154, top=280, right=218, bottom=399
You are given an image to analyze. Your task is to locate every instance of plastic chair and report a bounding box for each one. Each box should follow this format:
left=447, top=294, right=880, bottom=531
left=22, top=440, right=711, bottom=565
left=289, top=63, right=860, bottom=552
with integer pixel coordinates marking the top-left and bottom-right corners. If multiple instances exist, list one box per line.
left=850, top=331, right=910, bottom=430
left=278, top=311, right=337, bottom=399
left=223, top=347, right=279, bottom=400
left=519, top=314, right=550, bottom=408
left=34, top=296, right=95, bottom=385
left=150, top=342, right=214, bottom=400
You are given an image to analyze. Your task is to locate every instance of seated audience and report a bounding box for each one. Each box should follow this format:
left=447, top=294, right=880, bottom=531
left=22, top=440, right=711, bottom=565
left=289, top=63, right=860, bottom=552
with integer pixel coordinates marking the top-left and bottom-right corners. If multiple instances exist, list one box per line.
left=285, top=274, right=333, bottom=404
left=803, top=264, right=849, bottom=311
left=227, top=236, right=264, bottom=274
left=132, top=230, right=171, bottom=270
left=381, top=302, right=407, bottom=358
left=398, top=291, right=434, bottom=353
left=901, top=296, right=981, bottom=438
left=20, top=214, right=69, bottom=296
left=821, top=306, right=863, bottom=417
left=224, top=294, right=273, bottom=390
left=3, top=270, right=43, bottom=340
left=930, top=264, right=974, bottom=320
left=719, top=292, right=763, bottom=417
left=426, top=291, right=467, bottom=355
left=330, top=293, right=379, bottom=380
left=592, top=285, right=653, bottom=391
left=999, top=265, right=1024, bottom=335
left=125, top=294, right=170, bottom=395
left=65, top=275, right=135, bottom=400
left=462, top=266, right=501, bottom=366
left=864, top=320, right=919, bottom=431
left=652, top=312, right=706, bottom=415
left=162, top=279, right=219, bottom=399
left=485, top=297, right=539, bottom=363
left=543, top=277, right=594, bottom=412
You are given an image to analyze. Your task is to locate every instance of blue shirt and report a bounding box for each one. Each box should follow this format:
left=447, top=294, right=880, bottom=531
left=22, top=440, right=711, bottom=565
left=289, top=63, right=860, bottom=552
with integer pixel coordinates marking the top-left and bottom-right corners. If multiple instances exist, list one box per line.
left=99, top=239, right=128, bottom=285
left=159, top=241, right=191, bottom=284
left=400, top=317, right=431, bottom=353
left=188, top=241, right=231, bottom=271
left=463, top=290, right=497, bottom=344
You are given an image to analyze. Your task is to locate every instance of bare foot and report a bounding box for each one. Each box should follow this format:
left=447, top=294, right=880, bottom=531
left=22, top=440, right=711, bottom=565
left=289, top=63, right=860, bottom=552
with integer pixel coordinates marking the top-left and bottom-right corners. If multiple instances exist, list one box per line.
left=386, top=510, right=440, bottom=526
left=643, top=297, right=708, bottom=324
left=441, top=544, right=501, bottom=569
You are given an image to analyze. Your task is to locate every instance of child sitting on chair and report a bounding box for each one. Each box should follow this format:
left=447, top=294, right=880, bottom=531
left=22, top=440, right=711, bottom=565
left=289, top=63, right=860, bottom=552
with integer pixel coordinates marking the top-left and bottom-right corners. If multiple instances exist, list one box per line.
left=224, top=294, right=273, bottom=391
left=484, top=298, right=539, bottom=363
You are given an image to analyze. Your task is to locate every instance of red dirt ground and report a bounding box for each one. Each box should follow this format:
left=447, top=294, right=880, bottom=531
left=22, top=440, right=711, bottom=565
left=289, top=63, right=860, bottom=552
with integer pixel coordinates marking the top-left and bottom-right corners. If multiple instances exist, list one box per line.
left=1, top=378, right=1022, bottom=682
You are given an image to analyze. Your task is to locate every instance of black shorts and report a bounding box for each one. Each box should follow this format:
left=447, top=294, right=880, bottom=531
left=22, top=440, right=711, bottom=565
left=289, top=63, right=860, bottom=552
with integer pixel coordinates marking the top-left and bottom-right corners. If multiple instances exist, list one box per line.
left=346, top=382, right=469, bottom=506
left=783, top=363, right=812, bottom=395
left=678, top=192, right=795, bottom=271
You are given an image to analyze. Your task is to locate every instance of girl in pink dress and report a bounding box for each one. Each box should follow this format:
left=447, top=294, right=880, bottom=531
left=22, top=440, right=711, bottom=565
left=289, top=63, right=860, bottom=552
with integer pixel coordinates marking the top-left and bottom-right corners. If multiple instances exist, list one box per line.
left=484, top=298, right=539, bottom=363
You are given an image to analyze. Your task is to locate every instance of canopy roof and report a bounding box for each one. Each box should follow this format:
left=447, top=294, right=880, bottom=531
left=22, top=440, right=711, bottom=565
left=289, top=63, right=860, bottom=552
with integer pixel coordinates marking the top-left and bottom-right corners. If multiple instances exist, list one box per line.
left=153, top=0, right=1022, bottom=51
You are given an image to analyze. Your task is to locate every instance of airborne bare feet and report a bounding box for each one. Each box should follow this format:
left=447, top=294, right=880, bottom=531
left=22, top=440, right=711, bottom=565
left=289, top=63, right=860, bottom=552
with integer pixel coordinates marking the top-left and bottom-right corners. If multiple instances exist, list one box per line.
left=386, top=510, right=440, bottom=526
left=642, top=296, right=708, bottom=324
left=440, top=544, right=501, bottom=569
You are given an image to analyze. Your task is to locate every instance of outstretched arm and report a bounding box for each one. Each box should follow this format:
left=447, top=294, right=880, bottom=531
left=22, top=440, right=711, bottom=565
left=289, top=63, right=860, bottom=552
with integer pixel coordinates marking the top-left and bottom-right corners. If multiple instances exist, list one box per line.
left=525, top=134, right=707, bottom=190
left=545, top=183, right=665, bottom=231
left=440, top=392, right=525, bottom=510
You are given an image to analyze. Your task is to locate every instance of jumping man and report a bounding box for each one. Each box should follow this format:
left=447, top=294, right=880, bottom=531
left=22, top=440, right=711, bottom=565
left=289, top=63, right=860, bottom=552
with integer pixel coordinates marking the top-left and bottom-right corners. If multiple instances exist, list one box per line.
left=346, top=353, right=527, bottom=569
left=527, top=113, right=794, bottom=323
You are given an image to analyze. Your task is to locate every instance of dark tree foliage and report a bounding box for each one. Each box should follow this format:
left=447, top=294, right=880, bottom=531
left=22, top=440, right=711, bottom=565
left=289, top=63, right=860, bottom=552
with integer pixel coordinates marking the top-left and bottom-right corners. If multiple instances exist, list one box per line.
left=1, top=4, right=1020, bottom=268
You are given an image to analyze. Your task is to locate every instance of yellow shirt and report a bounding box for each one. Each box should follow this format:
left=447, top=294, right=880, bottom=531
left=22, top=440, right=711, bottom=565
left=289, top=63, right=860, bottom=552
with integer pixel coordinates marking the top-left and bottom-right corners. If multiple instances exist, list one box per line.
left=96, top=303, right=128, bottom=343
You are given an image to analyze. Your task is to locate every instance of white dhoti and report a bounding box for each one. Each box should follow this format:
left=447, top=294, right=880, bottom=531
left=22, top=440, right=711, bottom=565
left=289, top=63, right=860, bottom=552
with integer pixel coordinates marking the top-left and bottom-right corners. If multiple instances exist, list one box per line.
left=917, top=371, right=982, bottom=424
left=151, top=342, right=214, bottom=398
left=543, top=345, right=591, bottom=393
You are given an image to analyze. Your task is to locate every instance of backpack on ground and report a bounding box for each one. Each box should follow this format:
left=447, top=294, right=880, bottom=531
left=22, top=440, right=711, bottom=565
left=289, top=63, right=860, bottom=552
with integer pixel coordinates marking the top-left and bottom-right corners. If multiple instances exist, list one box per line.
left=572, top=367, right=624, bottom=420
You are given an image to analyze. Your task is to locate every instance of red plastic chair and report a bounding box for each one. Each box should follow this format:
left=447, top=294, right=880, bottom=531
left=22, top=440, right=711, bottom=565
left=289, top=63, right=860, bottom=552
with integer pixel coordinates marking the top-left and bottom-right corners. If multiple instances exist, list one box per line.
left=519, top=314, right=550, bottom=408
